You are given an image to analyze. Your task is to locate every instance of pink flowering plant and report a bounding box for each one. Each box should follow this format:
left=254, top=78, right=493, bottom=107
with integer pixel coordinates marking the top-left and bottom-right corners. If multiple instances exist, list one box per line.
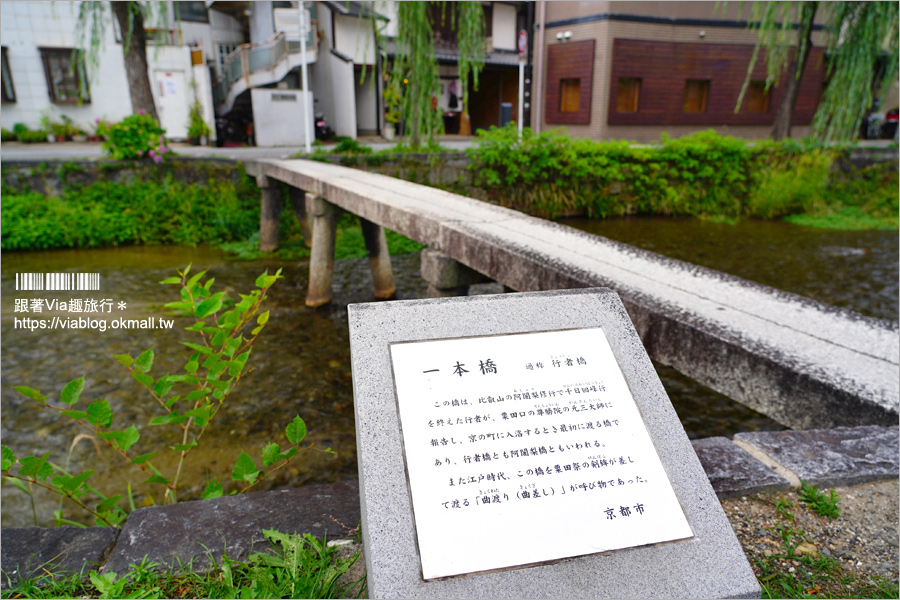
left=103, top=112, right=170, bottom=162
left=93, top=117, right=112, bottom=139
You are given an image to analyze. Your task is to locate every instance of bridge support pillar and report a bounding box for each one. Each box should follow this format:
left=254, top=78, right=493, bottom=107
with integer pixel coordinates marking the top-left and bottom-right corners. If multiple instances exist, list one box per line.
left=361, top=218, right=396, bottom=300
left=290, top=187, right=313, bottom=248
left=306, top=195, right=339, bottom=308
left=421, top=248, right=490, bottom=297
left=258, top=176, right=282, bottom=253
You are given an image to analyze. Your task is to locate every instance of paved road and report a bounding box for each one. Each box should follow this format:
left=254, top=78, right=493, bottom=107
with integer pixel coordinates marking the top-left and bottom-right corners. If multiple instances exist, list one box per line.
left=0, top=136, right=476, bottom=162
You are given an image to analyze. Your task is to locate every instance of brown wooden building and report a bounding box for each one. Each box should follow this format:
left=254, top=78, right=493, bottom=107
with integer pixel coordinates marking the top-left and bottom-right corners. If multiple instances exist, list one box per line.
left=531, top=1, right=829, bottom=142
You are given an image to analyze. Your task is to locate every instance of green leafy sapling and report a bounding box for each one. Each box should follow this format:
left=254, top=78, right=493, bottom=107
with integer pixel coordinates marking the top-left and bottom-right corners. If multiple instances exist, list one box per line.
left=2, top=266, right=322, bottom=527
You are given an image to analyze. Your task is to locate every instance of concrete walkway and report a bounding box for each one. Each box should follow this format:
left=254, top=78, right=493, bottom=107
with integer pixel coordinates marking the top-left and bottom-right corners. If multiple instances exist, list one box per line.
left=0, top=135, right=477, bottom=161
left=249, top=158, right=899, bottom=432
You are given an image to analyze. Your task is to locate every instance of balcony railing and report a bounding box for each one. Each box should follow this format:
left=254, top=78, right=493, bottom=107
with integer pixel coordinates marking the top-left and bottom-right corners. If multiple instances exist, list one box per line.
left=213, top=25, right=317, bottom=109
left=145, top=28, right=184, bottom=46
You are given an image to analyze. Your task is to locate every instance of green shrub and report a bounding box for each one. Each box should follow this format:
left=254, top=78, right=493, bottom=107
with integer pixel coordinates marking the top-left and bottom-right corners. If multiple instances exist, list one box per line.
left=1, top=128, right=15, bottom=142
left=467, top=124, right=898, bottom=227
left=186, top=101, right=210, bottom=139
left=1, top=177, right=259, bottom=251
left=17, top=130, right=49, bottom=144
left=103, top=113, right=169, bottom=161
left=332, top=138, right=373, bottom=155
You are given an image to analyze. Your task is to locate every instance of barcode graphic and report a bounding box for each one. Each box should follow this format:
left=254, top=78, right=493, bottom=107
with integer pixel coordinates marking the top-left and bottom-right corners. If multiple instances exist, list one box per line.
left=16, top=273, right=101, bottom=291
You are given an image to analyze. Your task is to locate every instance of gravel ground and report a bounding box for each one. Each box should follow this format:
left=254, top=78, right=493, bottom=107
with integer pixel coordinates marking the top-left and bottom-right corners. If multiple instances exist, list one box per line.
left=723, top=479, right=899, bottom=587
left=337, top=480, right=899, bottom=597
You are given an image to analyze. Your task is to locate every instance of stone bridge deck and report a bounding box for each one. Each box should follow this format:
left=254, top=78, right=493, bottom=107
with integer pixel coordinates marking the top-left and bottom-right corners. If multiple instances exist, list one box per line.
left=247, top=159, right=899, bottom=431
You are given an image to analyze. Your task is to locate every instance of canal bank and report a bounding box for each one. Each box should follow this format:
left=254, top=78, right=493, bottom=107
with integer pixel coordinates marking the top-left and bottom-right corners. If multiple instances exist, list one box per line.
left=3, top=154, right=896, bottom=596
left=2, top=161, right=898, bottom=527
left=2, top=424, right=896, bottom=590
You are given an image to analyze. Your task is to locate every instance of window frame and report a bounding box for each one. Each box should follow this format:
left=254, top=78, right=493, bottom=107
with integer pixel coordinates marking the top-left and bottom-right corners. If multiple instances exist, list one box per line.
left=560, top=78, right=581, bottom=113
left=616, top=77, right=641, bottom=113
left=682, top=79, right=710, bottom=113
left=40, top=47, right=91, bottom=104
left=745, top=80, right=771, bottom=114
left=545, top=39, right=595, bottom=125
left=1, top=47, right=15, bottom=103
left=175, top=1, right=209, bottom=23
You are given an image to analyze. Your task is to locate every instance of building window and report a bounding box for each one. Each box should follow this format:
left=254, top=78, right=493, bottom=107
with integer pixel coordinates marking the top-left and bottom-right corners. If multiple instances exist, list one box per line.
left=560, top=78, right=581, bottom=113
left=176, top=1, right=209, bottom=22
left=682, top=79, right=709, bottom=113
left=546, top=39, right=594, bottom=125
left=1, top=47, right=15, bottom=103
left=40, top=48, right=90, bottom=104
left=745, top=81, right=770, bottom=113
left=217, top=43, right=239, bottom=77
left=616, top=78, right=641, bottom=113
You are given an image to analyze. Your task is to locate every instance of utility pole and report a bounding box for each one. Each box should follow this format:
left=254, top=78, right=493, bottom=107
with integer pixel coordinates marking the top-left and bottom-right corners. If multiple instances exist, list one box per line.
left=300, top=0, right=312, bottom=154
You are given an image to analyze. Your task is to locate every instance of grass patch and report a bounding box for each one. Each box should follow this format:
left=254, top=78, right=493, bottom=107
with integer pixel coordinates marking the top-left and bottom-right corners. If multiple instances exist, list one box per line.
left=798, top=482, right=841, bottom=519
left=749, top=488, right=897, bottom=599
left=1, top=171, right=424, bottom=259
left=784, top=207, right=899, bottom=230
left=1, top=175, right=260, bottom=251
left=1, top=531, right=364, bottom=599
left=755, top=528, right=898, bottom=599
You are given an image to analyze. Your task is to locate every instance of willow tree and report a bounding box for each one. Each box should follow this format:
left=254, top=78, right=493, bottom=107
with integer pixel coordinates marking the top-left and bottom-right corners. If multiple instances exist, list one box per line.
left=739, top=1, right=899, bottom=141
left=76, top=1, right=171, bottom=120
left=455, top=1, right=486, bottom=136
left=386, top=1, right=486, bottom=148
left=812, top=2, right=898, bottom=142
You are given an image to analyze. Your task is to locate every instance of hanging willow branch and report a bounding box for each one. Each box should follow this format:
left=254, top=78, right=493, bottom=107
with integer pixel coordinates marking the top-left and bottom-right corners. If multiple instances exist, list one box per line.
left=739, top=0, right=899, bottom=142
left=74, top=2, right=173, bottom=119
left=812, top=2, right=899, bottom=142
left=374, top=1, right=486, bottom=148
left=393, top=1, right=442, bottom=148
left=75, top=2, right=171, bottom=79
left=456, top=1, right=487, bottom=134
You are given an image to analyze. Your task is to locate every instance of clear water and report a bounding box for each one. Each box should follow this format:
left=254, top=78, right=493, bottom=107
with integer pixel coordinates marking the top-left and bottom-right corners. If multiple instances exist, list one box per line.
left=3, top=217, right=895, bottom=526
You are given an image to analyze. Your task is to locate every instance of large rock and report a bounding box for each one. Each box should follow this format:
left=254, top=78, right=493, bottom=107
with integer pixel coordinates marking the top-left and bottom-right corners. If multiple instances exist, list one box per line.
left=1, top=526, right=119, bottom=589
left=103, top=480, right=360, bottom=574
left=735, top=425, right=899, bottom=487
left=692, top=436, right=790, bottom=497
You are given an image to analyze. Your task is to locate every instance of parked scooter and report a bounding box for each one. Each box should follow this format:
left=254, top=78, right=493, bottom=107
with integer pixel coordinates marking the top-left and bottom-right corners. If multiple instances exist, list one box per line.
left=315, top=111, right=334, bottom=140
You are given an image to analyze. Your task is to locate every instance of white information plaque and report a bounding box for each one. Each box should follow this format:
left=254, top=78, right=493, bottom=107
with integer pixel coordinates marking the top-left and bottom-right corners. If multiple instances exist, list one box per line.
left=389, top=328, right=693, bottom=580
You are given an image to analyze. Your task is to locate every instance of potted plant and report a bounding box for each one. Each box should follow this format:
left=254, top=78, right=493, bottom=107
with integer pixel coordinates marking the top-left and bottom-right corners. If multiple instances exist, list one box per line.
left=51, top=123, right=68, bottom=142
left=92, top=118, right=111, bottom=142
left=61, top=115, right=80, bottom=141
left=187, top=100, right=210, bottom=146
left=40, top=115, right=56, bottom=142
left=72, top=124, right=88, bottom=143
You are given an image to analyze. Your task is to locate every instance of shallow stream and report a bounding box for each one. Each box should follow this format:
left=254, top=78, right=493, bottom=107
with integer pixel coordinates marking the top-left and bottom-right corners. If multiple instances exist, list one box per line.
left=1, top=219, right=896, bottom=527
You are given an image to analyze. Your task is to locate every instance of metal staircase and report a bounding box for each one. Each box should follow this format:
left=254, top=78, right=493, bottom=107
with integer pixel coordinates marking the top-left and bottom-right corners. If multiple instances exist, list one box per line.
left=213, top=27, right=317, bottom=116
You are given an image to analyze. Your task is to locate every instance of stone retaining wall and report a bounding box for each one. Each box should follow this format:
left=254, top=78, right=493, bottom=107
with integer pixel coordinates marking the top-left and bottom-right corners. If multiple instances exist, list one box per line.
left=2, top=425, right=896, bottom=588
left=5, top=144, right=894, bottom=200
left=0, top=158, right=248, bottom=198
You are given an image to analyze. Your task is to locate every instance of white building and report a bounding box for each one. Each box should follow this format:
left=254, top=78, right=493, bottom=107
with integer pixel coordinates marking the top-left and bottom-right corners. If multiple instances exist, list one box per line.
left=206, top=1, right=527, bottom=144
left=1, top=1, right=527, bottom=147
left=0, top=0, right=216, bottom=142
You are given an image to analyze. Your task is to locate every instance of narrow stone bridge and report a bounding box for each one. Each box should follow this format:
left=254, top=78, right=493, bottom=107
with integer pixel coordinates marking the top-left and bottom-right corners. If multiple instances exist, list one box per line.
left=246, top=159, right=899, bottom=431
